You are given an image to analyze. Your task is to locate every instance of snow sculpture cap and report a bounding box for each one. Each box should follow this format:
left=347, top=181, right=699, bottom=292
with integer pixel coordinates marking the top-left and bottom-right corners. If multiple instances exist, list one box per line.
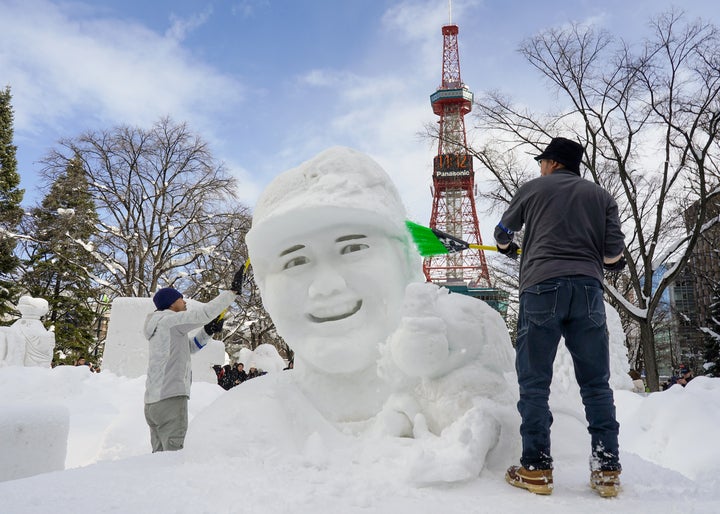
left=251, top=146, right=406, bottom=230
left=247, top=146, right=409, bottom=259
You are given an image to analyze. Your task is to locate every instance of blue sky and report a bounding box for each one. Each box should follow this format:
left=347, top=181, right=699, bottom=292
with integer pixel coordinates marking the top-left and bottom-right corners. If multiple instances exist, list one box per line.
left=2, top=0, right=719, bottom=242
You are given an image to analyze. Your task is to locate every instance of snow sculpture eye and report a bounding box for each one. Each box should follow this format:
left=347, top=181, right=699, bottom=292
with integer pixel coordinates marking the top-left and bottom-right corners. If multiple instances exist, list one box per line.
left=283, top=256, right=310, bottom=270
left=340, top=243, right=369, bottom=255
left=336, top=234, right=368, bottom=255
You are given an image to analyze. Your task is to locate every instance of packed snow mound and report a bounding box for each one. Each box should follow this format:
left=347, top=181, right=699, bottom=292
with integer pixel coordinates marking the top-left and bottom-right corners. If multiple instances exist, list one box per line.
left=0, top=365, right=223, bottom=473
left=1, top=365, right=719, bottom=513
left=0, top=400, right=68, bottom=481
left=617, top=376, right=720, bottom=480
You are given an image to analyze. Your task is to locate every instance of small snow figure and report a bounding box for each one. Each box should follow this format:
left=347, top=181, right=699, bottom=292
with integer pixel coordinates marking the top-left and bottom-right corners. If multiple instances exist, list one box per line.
left=0, top=296, right=56, bottom=368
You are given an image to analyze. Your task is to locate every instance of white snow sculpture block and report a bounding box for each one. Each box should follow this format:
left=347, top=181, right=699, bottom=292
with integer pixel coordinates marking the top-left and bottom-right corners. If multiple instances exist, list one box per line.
left=103, top=297, right=226, bottom=380
left=0, top=402, right=69, bottom=482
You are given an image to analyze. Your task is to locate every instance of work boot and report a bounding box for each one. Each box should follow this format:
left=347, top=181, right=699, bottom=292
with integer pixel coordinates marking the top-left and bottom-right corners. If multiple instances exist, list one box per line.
left=590, top=469, right=621, bottom=498
left=505, top=465, right=553, bottom=495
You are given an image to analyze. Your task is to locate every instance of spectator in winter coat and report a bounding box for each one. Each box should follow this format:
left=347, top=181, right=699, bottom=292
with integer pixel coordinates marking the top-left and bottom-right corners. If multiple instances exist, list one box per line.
left=675, top=364, right=694, bottom=387
left=495, top=137, right=626, bottom=497
left=233, top=362, right=248, bottom=385
left=246, top=366, right=264, bottom=379
left=220, top=364, right=235, bottom=390
left=143, top=276, right=242, bottom=452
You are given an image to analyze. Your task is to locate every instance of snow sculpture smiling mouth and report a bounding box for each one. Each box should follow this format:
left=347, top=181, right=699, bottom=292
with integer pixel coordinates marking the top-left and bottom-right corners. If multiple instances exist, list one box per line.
left=307, top=300, right=363, bottom=323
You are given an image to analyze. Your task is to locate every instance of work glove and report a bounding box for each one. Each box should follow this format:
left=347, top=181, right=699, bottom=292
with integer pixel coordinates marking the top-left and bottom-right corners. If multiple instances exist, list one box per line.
left=497, top=241, right=520, bottom=260
left=204, top=314, right=225, bottom=336
left=230, top=266, right=244, bottom=294
left=603, top=257, right=627, bottom=272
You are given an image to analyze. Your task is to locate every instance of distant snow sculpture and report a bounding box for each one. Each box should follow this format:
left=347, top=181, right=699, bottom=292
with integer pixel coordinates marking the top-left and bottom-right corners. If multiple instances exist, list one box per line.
left=0, top=296, right=55, bottom=368
left=246, top=344, right=286, bottom=373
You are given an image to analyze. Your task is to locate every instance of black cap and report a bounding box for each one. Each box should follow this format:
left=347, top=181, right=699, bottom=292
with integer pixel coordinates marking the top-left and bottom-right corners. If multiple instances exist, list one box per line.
left=534, top=137, right=584, bottom=174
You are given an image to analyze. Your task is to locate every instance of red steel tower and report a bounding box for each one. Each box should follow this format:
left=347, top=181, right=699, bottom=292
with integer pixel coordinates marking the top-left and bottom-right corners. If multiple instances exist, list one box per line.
left=424, top=23, right=490, bottom=287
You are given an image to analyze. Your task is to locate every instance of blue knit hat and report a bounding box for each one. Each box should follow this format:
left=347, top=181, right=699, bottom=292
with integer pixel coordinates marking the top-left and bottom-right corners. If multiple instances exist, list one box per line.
left=153, top=288, right=183, bottom=310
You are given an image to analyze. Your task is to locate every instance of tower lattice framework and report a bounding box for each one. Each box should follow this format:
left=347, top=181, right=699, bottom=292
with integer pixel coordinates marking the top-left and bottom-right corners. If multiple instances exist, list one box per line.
left=423, top=23, right=490, bottom=287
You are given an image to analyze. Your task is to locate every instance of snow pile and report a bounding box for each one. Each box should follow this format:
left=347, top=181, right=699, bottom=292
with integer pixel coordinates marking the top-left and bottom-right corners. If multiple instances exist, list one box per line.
left=0, top=366, right=718, bottom=513
left=617, top=376, right=720, bottom=480
left=0, top=365, right=223, bottom=472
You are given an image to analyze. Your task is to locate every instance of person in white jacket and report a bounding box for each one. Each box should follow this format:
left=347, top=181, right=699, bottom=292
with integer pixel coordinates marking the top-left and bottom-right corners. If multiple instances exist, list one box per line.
left=144, top=273, right=242, bottom=452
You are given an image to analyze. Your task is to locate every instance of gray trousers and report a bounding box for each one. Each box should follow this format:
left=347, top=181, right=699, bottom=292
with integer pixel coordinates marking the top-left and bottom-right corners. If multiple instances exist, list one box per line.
left=144, top=395, right=189, bottom=452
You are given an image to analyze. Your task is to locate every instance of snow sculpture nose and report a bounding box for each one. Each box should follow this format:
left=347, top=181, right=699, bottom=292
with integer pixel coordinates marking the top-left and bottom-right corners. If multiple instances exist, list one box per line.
left=308, top=266, right=347, bottom=298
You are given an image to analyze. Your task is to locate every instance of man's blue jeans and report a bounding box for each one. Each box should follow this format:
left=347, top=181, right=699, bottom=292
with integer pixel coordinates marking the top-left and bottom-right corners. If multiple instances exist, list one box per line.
left=516, top=276, right=620, bottom=471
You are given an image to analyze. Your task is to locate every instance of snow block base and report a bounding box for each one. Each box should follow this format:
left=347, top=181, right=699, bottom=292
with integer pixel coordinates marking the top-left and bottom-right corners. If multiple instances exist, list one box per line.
left=0, top=402, right=69, bottom=482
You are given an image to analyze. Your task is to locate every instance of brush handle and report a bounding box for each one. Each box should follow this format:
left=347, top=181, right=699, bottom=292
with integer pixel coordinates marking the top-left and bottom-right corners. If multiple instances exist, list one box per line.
left=469, top=244, right=522, bottom=254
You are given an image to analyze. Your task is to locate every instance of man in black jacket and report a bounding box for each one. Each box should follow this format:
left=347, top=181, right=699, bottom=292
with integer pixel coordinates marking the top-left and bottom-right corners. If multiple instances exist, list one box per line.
left=495, top=137, right=626, bottom=498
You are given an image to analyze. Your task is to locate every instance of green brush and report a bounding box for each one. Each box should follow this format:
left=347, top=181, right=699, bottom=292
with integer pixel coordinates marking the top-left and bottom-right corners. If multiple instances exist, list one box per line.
left=405, top=220, right=521, bottom=257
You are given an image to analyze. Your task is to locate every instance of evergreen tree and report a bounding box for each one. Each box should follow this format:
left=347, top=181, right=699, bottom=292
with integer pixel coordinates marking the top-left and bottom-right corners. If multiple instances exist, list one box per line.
left=22, top=155, right=101, bottom=365
left=0, top=86, right=24, bottom=320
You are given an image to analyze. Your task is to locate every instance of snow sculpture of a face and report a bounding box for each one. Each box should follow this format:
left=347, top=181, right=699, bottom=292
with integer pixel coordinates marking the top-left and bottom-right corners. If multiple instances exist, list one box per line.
left=247, top=147, right=421, bottom=376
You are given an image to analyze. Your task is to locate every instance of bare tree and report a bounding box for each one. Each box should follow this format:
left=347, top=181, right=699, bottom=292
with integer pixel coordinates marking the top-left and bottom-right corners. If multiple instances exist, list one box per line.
left=464, top=11, right=720, bottom=391
left=184, top=206, right=287, bottom=357
left=42, top=117, right=239, bottom=298
left=39, top=118, right=291, bottom=362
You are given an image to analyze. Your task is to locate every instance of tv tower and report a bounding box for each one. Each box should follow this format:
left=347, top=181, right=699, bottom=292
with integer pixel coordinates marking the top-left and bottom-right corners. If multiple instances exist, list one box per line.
left=423, top=9, right=490, bottom=287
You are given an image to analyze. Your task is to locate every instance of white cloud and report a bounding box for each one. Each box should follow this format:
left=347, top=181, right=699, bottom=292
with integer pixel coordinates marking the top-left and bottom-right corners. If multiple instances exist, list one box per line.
left=297, top=69, right=350, bottom=88
left=382, top=0, right=448, bottom=43
left=165, top=8, right=213, bottom=42
left=0, top=0, right=243, bottom=137
left=230, top=0, right=269, bottom=19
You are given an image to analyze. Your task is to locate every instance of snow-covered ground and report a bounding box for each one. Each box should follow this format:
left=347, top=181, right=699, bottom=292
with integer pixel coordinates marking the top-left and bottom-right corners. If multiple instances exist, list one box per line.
left=0, top=364, right=718, bottom=513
